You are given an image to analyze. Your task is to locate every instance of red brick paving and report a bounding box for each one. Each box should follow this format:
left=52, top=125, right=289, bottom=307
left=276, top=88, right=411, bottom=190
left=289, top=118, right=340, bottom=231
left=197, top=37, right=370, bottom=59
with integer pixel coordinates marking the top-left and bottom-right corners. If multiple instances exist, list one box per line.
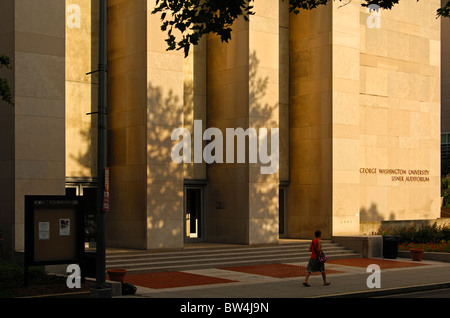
left=118, top=259, right=427, bottom=289
left=123, top=271, right=237, bottom=289
left=326, top=258, right=428, bottom=269
left=220, top=263, right=343, bottom=278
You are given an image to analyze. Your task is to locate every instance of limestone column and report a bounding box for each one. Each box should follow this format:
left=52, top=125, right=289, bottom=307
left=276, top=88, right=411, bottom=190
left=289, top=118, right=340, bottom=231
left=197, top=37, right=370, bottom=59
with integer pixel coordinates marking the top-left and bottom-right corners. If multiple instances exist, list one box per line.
left=331, top=1, right=361, bottom=235
left=206, top=0, right=280, bottom=245
left=146, top=3, right=185, bottom=249
left=289, top=3, right=333, bottom=238
left=65, top=0, right=99, bottom=180
left=107, top=0, right=184, bottom=249
left=0, top=0, right=66, bottom=255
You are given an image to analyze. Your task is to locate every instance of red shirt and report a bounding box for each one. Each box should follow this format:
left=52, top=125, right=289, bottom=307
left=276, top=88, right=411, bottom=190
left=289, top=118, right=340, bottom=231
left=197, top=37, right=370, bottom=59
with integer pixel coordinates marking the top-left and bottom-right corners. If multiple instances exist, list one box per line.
left=310, top=238, right=321, bottom=259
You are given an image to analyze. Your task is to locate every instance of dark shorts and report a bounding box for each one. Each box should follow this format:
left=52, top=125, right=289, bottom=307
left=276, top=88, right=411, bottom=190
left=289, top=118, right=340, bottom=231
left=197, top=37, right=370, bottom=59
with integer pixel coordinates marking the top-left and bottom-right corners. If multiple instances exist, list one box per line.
left=306, top=258, right=325, bottom=273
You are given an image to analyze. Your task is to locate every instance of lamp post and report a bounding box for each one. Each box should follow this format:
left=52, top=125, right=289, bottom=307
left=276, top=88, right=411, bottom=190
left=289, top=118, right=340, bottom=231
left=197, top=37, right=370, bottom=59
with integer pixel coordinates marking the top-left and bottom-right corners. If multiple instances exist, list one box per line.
left=95, top=0, right=108, bottom=291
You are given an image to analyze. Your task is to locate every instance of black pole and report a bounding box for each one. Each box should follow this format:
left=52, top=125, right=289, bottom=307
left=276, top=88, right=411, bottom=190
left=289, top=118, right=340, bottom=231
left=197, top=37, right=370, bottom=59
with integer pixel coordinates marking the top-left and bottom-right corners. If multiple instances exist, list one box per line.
left=96, top=0, right=108, bottom=290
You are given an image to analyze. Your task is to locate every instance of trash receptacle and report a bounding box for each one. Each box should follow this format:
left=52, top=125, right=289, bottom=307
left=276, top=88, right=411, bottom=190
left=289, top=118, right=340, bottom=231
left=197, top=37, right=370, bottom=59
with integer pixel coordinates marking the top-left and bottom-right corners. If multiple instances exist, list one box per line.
left=382, top=235, right=400, bottom=259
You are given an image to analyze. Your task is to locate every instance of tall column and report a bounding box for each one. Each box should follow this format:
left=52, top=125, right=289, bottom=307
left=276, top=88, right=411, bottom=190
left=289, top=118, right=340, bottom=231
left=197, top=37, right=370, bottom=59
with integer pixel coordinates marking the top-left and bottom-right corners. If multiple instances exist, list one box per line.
left=0, top=0, right=66, bottom=255
left=107, top=0, right=184, bottom=249
left=65, top=0, right=98, bottom=180
left=146, top=3, right=185, bottom=249
left=331, top=1, right=361, bottom=235
left=206, top=0, right=280, bottom=245
left=289, top=3, right=333, bottom=238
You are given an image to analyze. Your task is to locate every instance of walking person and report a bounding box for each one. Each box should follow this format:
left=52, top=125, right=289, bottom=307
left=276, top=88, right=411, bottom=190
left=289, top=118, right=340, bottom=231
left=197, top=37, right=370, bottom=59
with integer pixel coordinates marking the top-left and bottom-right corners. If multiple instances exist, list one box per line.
left=303, top=230, right=331, bottom=287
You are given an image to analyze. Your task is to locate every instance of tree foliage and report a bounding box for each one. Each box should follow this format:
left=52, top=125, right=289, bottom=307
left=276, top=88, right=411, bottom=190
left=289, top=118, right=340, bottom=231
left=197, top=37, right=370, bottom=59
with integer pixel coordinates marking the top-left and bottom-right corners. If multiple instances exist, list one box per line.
left=152, top=0, right=450, bottom=56
left=0, top=55, right=13, bottom=106
left=153, top=0, right=253, bottom=57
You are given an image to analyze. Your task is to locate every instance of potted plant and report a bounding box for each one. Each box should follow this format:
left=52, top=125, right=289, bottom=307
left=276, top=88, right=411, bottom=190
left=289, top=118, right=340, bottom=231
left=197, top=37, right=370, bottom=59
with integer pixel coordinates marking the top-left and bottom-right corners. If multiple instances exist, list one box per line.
left=107, top=268, right=128, bottom=282
left=410, top=248, right=424, bottom=261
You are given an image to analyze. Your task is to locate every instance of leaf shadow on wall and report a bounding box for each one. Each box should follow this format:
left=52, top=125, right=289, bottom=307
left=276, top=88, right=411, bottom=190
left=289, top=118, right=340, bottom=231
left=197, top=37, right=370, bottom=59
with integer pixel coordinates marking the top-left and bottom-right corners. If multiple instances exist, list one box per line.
left=205, top=50, right=281, bottom=244
left=145, top=82, right=185, bottom=248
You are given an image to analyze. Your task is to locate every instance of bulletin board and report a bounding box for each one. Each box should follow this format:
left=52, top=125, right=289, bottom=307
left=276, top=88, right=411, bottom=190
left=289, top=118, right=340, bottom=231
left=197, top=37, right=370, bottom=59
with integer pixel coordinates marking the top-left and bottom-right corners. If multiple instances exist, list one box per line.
left=24, top=195, right=85, bottom=266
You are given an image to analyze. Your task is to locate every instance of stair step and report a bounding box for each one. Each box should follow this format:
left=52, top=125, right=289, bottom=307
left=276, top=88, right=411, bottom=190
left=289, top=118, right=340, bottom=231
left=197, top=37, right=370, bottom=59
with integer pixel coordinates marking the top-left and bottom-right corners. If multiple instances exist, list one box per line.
left=109, top=253, right=361, bottom=274
left=104, top=241, right=361, bottom=273
left=106, top=245, right=349, bottom=262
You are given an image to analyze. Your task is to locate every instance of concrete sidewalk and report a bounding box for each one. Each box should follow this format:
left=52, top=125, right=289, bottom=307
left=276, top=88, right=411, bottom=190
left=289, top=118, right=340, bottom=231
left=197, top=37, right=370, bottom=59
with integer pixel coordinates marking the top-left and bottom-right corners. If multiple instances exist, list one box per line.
left=116, top=257, right=450, bottom=299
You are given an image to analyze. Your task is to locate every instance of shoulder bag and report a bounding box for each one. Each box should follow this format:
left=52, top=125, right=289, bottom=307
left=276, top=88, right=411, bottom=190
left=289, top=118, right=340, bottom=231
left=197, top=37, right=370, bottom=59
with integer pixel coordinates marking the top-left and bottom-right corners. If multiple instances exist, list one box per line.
left=311, top=240, right=327, bottom=263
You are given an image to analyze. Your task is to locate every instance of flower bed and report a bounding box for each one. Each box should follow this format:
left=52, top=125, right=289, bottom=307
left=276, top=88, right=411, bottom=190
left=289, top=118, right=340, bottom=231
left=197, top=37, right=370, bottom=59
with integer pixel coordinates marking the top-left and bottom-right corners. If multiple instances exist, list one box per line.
left=376, top=222, right=450, bottom=254
left=399, top=242, right=450, bottom=253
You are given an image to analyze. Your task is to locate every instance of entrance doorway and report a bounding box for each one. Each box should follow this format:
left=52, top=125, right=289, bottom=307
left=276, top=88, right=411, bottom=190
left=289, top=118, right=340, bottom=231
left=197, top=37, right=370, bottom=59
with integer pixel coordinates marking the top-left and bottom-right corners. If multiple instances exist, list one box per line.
left=279, top=186, right=288, bottom=238
left=184, top=186, right=204, bottom=242
left=65, top=181, right=97, bottom=246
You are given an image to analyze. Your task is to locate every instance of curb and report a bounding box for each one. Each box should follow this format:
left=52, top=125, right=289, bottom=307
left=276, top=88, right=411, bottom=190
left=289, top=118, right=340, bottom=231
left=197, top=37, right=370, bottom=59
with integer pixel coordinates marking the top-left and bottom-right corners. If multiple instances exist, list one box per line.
left=18, top=291, right=91, bottom=298
left=313, top=282, right=450, bottom=298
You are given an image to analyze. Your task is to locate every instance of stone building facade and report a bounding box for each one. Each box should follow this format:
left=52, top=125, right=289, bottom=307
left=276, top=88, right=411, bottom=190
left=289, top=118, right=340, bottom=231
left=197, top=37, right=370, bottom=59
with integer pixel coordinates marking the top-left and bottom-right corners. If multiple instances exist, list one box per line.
left=0, top=0, right=443, bottom=254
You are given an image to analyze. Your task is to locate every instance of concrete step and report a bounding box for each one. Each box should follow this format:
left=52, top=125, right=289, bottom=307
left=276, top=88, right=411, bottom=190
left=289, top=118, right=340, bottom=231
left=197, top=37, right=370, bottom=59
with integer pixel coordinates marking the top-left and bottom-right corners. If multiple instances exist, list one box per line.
left=105, top=241, right=362, bottom=273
